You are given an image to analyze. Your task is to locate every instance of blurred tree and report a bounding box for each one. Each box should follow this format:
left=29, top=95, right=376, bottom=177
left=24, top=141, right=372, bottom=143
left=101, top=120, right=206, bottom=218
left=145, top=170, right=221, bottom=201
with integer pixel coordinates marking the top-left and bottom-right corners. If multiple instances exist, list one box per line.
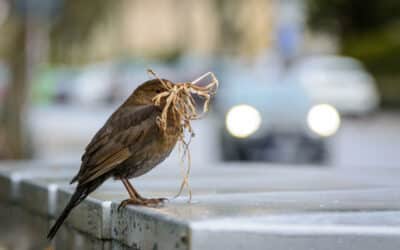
left=308, top=0, right=400, bottom=35
left=0, top=15, right=30, bottom=159
left=0, top=0, right=116, bottom=159
left=307, top=0, right=400, bottom=107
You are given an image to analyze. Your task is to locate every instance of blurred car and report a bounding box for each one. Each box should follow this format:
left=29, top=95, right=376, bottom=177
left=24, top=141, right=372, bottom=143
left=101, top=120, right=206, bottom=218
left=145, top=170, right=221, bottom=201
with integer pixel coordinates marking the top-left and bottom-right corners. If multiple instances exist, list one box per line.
left=216, top=64, right=341, bottom=163
left=289, top=55, right=380, bottom=116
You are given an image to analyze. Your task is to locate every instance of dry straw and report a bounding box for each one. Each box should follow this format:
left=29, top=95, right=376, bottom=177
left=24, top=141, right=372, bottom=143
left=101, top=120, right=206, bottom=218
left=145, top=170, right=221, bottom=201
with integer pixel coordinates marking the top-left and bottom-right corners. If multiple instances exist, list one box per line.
left=149, top=69, right=218, bottom=201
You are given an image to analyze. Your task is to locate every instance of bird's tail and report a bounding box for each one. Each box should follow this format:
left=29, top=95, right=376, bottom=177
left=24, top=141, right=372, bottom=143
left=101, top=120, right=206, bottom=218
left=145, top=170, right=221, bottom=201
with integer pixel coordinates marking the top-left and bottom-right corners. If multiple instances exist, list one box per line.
left=47, top=189, right=87, bottom=240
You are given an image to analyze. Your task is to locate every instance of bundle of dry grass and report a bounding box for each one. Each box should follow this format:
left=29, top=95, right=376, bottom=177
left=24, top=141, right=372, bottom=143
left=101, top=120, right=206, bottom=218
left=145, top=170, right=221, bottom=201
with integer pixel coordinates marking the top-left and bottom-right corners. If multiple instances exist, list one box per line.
left=149, top=69, right=219, bottom=200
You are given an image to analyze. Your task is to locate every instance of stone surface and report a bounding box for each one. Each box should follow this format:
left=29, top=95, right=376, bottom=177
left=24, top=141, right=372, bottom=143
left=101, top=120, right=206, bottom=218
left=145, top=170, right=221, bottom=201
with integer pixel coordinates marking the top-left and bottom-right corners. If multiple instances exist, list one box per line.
left=111, top=203, right=189, bottom=250
left=0, top=203, right=50, bottom=250
left=54, top=225, right=112, bottom=250
left=105, top=165, right=400, bottom=249
left=20, top=177, right=71, bottom=217
left=57, top=188, right=112, bottom=239
left=2, top=161, right=400, bottom=249
left=0, top=160, right=77, bottom=202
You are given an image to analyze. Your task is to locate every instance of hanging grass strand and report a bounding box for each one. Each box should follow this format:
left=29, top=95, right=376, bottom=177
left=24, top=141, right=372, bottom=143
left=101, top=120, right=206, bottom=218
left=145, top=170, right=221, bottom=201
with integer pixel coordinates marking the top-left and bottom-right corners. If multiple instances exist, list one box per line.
left=149, top=69, right=218, bottom=201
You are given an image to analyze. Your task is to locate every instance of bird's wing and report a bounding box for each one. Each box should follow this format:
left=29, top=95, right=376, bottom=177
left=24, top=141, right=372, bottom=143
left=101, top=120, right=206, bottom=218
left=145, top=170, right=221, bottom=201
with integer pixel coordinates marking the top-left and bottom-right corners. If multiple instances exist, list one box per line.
left=73, top=105, right=160, bottom=185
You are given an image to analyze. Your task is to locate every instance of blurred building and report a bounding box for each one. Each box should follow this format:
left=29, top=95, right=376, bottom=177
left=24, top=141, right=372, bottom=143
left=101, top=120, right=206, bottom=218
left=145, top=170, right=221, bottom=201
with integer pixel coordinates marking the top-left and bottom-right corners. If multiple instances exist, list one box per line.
left=52, top=0, right=282, bottom=61
left=73, top=0, right=338, bottom=64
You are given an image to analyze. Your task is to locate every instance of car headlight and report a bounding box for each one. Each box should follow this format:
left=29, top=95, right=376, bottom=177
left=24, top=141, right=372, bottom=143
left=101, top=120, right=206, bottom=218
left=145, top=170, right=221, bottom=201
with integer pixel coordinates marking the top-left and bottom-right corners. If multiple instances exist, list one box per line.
left=307, top=104, right=340, bottom=137
left=225, top=104, right=262, bottom=138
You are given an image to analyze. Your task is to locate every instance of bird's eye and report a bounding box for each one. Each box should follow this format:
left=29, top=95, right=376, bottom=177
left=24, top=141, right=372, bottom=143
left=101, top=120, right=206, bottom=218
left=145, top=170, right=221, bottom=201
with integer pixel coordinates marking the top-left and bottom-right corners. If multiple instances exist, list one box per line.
left=155, top=89, right=162, bottom=94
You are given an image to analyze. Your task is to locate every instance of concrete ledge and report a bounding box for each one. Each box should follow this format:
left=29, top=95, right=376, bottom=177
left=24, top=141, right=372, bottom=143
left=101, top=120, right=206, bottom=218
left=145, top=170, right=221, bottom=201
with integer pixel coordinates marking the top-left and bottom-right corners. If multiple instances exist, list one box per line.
left=55, top=224, right=112, bottom=250
left=111, top=203, right=189, bottom=250
left=0, top=161, right=76, bottom=202
left=57, top=188, right=112, bottom=239
left=20, top=177, right=71, bottom=217
left=1, top=161, right=400, bottom=249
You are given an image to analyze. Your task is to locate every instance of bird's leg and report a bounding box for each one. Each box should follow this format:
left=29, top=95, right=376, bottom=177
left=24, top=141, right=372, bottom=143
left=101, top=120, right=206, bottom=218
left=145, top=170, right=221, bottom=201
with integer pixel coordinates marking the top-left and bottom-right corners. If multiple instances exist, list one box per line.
left=119, top=179, right=142, bottom=210
left=123, top=178, right=145, bottom=200
left=119, top=178, right=166, bottom=209
left=125, top=178, right=168, bottom=205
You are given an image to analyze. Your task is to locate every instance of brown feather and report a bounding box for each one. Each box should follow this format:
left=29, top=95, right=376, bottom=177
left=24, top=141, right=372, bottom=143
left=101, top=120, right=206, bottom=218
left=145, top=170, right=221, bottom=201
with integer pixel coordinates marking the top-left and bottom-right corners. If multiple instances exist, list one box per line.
left=81, top=147, right=131, bottom=184
left=71, top=104, right=160, bottom=184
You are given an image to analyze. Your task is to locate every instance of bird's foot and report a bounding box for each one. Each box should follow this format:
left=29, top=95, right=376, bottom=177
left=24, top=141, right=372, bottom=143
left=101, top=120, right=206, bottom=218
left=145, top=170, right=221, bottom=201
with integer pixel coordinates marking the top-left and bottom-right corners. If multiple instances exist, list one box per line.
left=118, top=197, right=167, bottom=210
left=118, top=198, right=142, bottom=210
left=140, top=197, right=168, bottom=206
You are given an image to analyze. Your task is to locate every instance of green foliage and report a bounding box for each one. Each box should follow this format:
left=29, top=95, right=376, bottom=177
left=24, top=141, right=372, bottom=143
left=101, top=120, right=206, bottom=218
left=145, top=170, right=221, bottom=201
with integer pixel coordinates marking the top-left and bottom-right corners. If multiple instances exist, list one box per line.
left=342, top=24, right=400, bottom=73
left=307, top=0, right=400, bottom=35
left=307, top=0, right=400, bottom=107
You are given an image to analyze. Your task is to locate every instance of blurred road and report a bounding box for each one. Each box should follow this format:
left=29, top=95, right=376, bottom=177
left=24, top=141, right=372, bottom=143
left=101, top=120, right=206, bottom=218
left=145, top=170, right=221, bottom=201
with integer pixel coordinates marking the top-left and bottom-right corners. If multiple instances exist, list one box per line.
left=30, top=107, right=400, bottom=169
left=330, top=112, right=400, bottom=168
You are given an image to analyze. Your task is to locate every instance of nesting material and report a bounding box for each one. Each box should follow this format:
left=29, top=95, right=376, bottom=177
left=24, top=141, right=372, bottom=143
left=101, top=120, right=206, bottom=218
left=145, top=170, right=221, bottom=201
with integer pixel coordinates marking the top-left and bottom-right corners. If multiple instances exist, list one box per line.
left=149, top=69, right=219, bottom=201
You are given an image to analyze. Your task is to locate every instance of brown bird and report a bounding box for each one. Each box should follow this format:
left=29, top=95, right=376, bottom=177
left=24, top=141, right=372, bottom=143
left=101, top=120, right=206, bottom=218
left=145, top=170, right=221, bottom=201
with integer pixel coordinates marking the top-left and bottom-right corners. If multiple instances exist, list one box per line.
left=47, top=78, right=184, bottom=240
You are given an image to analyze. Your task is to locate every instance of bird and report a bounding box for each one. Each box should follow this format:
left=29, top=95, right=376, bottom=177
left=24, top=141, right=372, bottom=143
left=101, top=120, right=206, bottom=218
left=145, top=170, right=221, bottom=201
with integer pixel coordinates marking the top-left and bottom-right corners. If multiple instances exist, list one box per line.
left=47, top=78, right=184, bottom=240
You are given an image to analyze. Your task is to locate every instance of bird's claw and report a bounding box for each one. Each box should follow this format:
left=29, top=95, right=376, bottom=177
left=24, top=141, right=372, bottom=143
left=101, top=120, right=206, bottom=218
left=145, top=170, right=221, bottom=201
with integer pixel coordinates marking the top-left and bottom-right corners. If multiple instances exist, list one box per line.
left=143, top=197, right=168, bottom=206
left=118, top=198, right=141, bottom=211
left=118, top=197, right=167, bottom=211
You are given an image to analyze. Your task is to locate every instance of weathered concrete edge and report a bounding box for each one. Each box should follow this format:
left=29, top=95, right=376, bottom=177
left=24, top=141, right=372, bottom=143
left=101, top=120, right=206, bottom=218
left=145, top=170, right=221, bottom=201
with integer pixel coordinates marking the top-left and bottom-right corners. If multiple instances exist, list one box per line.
left=189, top=228, right=400, bottom=250
left=188, top=212, right=400, bottom=250
left=110, top=202, right=190, bottom=250
left=19, top=180, right=53, bottom=217
left=57, top=188, right=113, bottom=240
left=0, top=173, right=13, bottom=202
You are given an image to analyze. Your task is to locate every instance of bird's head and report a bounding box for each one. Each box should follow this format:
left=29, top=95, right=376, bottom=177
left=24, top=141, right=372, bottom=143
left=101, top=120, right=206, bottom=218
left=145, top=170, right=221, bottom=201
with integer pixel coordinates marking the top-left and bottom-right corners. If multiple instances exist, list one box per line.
left=128, top=72, right=218, bottom=132
left=130, top=79, right=173, bottom=105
